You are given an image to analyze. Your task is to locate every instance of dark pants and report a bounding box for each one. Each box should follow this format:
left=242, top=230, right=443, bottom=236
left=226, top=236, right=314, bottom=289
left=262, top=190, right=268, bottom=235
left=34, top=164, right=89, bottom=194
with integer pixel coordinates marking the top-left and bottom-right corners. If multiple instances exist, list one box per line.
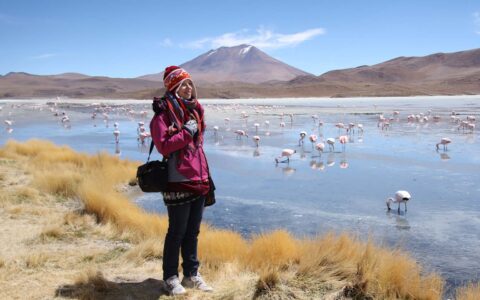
left=163, top=196, right=205, bottom=280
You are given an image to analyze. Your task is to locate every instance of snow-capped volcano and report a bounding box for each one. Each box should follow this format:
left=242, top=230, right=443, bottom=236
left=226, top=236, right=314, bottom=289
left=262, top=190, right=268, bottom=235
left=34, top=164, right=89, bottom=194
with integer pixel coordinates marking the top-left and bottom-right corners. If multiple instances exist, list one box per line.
left=138, top=44, right=312, bottom=83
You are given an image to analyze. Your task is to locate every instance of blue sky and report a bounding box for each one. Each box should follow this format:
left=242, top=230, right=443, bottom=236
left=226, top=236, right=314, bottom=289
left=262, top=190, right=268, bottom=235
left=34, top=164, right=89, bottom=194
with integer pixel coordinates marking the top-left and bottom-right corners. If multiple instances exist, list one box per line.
left=1, top=0, right=479, bottom=78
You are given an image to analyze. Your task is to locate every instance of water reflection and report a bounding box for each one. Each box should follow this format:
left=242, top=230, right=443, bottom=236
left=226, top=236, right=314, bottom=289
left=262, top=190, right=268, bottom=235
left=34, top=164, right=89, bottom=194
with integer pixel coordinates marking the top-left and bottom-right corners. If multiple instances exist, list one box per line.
left=386, top=211, right=411, bottom=230
left=281, top=166, right=296, bottom=175
left=439, top=153, right=450, bottom=161
left=114, top=143, right=121, bottom=156
left=326, top=153, right=335, bottom=167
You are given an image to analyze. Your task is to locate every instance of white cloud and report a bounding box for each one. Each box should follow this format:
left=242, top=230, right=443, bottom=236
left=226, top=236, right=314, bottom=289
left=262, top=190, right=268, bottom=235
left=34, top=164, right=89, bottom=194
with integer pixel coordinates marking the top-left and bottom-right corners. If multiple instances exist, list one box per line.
left=159, top=38, right=173, bottom=47
left=29, top=53, right=58, bottom=60
left=182, top=27, right=326, bottom=50
left=474, top=12, right=480, bottom=34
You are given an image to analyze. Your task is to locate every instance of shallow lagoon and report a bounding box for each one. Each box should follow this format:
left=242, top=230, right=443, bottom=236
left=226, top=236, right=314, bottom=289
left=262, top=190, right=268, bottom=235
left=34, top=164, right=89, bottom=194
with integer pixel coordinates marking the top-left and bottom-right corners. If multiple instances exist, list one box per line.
left=1, top=96, right=479, bottom=293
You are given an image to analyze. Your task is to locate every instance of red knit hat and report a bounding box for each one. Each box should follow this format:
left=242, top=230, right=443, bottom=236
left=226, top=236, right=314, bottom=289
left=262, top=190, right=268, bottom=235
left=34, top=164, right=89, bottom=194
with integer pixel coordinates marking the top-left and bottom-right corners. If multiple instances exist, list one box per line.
left=163, top=66, right=192, bottom=92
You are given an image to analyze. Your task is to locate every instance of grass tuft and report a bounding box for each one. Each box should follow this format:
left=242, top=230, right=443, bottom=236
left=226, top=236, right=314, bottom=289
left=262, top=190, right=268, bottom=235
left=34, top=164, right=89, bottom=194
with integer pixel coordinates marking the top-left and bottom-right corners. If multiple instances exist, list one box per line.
left=456, top=282, right=480, bottom=300
left=39, top=225, right=65, bottom=241
left=254, top=270, right=280, bottom=297
left=244, top=230, right=299, bottom=272
left=24, top=252, right=48, bottom=268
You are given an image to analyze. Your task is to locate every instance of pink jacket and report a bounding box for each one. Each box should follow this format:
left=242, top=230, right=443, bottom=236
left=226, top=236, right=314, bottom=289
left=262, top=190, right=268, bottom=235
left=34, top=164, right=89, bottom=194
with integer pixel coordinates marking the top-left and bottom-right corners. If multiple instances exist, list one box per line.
left=150, top=105, right=209, bottom=182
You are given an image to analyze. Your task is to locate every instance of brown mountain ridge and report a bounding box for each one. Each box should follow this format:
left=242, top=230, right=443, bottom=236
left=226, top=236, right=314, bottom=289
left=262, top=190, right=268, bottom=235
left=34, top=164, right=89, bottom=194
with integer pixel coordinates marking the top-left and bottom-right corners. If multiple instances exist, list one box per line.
left=1, top=46, right=479, bottom=99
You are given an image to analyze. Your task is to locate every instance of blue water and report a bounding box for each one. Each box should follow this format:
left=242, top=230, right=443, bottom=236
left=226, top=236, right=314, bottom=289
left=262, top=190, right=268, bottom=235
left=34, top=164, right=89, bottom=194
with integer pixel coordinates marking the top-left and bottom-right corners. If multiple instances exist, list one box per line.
left=1, top=97, right=479, bottom=294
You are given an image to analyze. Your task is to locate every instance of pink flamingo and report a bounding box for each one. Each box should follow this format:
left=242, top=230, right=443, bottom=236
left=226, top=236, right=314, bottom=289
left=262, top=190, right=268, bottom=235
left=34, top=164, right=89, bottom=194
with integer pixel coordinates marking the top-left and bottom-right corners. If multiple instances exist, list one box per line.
left=314, top=142, right=325, bottom=157
left=436, top=138, right=451, bottom=151
left=309, top=134, right=317, bottom=148
left=234, top=129, right=248, bottom=139
left=338, top=135, right=348, bottom=152
left=275, top=149, right=296, bottom=163
left=252, top=135, right=260, bottom=147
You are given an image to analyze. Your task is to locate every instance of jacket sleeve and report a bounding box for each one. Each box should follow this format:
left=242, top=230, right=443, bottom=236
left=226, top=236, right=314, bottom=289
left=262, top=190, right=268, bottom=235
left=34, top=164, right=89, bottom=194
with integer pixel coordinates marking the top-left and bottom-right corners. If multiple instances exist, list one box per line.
left=150, top=113, right=193, bottom=157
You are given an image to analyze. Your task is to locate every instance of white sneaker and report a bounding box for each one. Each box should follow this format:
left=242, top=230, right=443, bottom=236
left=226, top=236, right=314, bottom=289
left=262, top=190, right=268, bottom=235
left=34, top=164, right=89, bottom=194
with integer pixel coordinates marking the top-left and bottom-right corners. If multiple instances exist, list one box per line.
left=181, top=273, right=213, bottom=292
left=164, top=275, right=186, bottom=295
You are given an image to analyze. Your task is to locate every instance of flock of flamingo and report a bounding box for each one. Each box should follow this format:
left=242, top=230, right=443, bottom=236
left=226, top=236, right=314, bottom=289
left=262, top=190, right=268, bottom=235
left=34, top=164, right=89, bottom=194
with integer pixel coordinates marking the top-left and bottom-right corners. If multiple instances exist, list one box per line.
left=1, top=101, right=477, bottom=213
left=201, top=104, right=476, bottom=168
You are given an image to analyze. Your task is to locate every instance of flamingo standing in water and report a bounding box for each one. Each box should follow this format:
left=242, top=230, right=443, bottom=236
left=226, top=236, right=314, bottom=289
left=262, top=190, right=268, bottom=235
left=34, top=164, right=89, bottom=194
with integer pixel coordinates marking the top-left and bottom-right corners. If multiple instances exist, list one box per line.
left=252, top=135, right=260, bottom=147
left=212, top=126, right=219, bottom=138
left=309, top=134, right=317, bottom=149
left=298, top=131, right=307, bottom=146
left=253, top=123, right=260, bottom=134
left=386, top=190, right=411, bottom=213
left=275, top=149, right=296, bottom=163
left=436, top=138, right=451, bottom=151
left=264, top=120, right=270, bottom=129
left=326, top=138, right=335, bottom=152
left=234, top=129, right=248, bottom=139
left=113, top=129, right=120, bottom=143
left=314, top=142, right=325, bottom=157
left=339, top=135, right=348, bottom=152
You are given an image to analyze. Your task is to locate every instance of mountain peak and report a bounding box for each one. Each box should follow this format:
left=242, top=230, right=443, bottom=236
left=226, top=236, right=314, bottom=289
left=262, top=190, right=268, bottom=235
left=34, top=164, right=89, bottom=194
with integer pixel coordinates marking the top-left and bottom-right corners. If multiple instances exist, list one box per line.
left=138, top=44, right=311, bottom=83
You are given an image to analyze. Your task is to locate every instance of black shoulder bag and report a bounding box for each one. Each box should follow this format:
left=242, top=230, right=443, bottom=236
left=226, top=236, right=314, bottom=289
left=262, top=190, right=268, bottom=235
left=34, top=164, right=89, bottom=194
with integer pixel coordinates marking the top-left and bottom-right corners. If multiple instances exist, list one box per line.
left=136, top=141, right=168, bottom=193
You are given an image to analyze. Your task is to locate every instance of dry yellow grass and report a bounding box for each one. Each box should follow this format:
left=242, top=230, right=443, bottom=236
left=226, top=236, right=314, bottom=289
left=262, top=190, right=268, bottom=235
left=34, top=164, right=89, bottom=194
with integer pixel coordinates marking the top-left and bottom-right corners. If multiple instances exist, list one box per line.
left=39, top=224, right=66, bottom=241
left=2, top=139, right=476, bottom=299
left=24, top=252, right=49, bottom=268
left=456, top=282, right=480, bottom=300
left=244, top=230, right=299, bottom=272
left=125, top=238, right=163, bottom=263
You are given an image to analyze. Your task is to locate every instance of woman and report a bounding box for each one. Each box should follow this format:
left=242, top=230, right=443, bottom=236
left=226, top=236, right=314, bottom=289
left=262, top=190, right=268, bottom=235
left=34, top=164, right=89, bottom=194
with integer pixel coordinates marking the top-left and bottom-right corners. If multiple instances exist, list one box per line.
left=150, top=66, right=214, bottom=296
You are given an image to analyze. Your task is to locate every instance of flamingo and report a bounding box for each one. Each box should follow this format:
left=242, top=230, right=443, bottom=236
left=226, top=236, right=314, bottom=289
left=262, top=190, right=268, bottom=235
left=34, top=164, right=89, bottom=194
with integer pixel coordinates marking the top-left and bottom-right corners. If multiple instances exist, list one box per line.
left=466, top=123, right=475, bottom=132
left=386, top=190, right=411, bottom=213
left=309, top=134, right=317, bottom=149
left=213, top=126, right=219, bottom=137
left=264, top=120, right=270, bottom=129
left=335, top=122, right=345, bottom=133
left=253, top=123, right=260, bottom=134
left=113, top=129, right=120, bottom=143
left=357, top=124, right=364, bottom=134
left=314, top=142, right=325, bottom=157
left=252, top=135, right=260, bottom=147
left=298, top=131, right=307, bottom=146
left=326, top=138, right=335, bottom=152
left=275, top=149, right=296, bottom=164
left=234, top=130, right=248, bottom=139
left=436, top=138, right=451, bottom=151
left=224, top=117, right=230, bottom=126
left=347, top=123, right=355, bottom=134
left=4, top=120, right=13, bottom=127
left=339, top=135, right=348, bottom=152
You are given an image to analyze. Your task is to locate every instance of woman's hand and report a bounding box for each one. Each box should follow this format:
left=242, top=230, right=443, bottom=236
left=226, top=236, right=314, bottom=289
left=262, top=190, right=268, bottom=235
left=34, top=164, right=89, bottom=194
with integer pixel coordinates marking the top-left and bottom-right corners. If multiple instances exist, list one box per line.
left=183, top=119, right=198, bottom=136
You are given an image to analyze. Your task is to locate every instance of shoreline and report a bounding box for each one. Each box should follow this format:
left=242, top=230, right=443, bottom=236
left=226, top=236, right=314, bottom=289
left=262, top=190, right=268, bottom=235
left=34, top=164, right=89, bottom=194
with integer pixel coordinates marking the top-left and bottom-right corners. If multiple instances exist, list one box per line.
left=0, top=94, right=479, bottom=105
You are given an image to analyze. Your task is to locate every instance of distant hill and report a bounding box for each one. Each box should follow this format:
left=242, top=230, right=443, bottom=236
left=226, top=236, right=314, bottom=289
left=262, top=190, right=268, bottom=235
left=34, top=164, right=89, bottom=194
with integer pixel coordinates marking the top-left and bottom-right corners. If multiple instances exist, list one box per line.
left=138, top=44, right=311, bottom=83
left=1, top=47, right=479, bottom=99
left=0, top=72, right=160, bottom=98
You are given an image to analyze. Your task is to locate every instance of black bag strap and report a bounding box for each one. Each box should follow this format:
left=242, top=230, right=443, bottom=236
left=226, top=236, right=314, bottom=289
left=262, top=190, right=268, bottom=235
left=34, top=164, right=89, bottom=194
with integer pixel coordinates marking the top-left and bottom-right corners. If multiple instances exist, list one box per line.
left=147, top=141, right=167, bottom=163
left=147, top=140, right=155, bottom=162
